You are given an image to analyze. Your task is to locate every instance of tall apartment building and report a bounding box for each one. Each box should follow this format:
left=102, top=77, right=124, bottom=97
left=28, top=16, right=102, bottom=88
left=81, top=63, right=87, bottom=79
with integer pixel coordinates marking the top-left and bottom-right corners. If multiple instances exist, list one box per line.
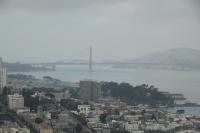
left=0, top=57, right=7, bottom=94
left=7, top=94, right=24, bottom=110
left=80, top=80, right=101, bottom=101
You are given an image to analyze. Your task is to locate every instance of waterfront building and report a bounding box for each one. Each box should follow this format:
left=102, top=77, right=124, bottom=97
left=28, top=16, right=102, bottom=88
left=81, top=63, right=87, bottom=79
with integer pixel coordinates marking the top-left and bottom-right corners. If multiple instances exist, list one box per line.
left=171, top=93, right=186, bottom=105
left=0, top=57, right=7, bottom=94
left=80, top=80, right=101, bottom=101
left=7, top=94, right=24, bottom=110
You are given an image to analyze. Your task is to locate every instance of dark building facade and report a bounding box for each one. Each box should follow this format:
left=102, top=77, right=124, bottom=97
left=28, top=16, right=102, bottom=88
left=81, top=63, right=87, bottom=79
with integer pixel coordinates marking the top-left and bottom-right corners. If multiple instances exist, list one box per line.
left=80, top=80, right=101, bottom=101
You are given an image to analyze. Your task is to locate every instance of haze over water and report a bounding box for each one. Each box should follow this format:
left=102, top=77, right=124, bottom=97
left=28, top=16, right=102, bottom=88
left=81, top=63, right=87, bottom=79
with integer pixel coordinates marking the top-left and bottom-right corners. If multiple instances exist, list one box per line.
left=17, top=65, right=200, bottom=104
left=2, top=0, right=200, bottom=106
left=1, top=0, right=200, bottom=62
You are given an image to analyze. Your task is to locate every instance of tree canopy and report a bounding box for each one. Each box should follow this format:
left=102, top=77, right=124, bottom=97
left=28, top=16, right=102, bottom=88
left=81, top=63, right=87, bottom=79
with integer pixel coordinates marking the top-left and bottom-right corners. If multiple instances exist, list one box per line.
left=101, top=82, right=173, bottom=105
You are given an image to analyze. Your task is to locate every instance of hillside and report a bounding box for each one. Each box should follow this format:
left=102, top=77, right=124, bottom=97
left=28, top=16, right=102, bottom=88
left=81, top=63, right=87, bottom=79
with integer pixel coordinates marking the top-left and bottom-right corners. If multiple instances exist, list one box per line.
left=132, top=47, right=200, bottom=65
left=116, top=47, right=200, bottom=70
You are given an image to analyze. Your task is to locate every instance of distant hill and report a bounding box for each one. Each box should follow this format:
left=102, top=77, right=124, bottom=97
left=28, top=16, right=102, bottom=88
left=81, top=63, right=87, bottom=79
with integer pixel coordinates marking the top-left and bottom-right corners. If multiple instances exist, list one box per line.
left=116, top=47, right=200, bottom=70
left=132, top=47, right=200, bottom=65
left=5, top=63, right=53, bottom=72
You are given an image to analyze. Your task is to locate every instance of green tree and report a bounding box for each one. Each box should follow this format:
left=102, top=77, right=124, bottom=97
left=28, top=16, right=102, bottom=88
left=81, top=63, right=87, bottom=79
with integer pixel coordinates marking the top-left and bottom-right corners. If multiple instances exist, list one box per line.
left=35, top=118, right=43, bottom=124
left=75, top=123, right=83, bottom=133
left=22, top=89, right=39, bottom=111
left=99, top=113, right=107, bottom=124
left=101, top=82, right=173, bottom=105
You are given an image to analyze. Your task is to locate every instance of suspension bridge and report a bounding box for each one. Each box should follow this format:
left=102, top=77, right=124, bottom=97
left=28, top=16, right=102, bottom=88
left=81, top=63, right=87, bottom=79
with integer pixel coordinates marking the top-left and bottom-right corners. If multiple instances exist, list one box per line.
left=32, top=47, right=144, bottom=71
left=32, top=47, right=199, bottom=72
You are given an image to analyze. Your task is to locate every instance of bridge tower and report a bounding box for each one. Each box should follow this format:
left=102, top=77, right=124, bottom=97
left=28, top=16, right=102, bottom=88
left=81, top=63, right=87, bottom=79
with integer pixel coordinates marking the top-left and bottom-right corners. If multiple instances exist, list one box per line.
left=89, top=47, right=93, bottom=72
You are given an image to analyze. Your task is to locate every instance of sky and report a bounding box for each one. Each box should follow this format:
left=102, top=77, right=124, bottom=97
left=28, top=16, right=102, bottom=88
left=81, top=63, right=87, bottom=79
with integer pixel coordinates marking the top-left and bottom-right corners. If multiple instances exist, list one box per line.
left=0, top=0, right=200, bottom=63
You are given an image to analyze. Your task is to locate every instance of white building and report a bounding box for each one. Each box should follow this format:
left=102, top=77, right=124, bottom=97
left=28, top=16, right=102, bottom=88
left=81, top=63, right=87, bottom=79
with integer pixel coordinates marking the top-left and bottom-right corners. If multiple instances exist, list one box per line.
left=175, top=130, right=200, bottom=133
left=9, top=128, right=30, bottom=133
left=52, top=90, right=71, bottom=102
left=0, top=128, right=30, bottom=133
left=43, top=111, right=51, bottom=120
left=78, top=105, right=91, bottom=115
left=0, top=57, right=6, bottom=94
left=124, top=121, right=143, bottom=133
left=171, top=94, right=186, bottom=105
left=8, top=94, right=24, bottom=110
left=16, top=107, right=30, bottom=115
left=174, top=99, right=186, bottom=105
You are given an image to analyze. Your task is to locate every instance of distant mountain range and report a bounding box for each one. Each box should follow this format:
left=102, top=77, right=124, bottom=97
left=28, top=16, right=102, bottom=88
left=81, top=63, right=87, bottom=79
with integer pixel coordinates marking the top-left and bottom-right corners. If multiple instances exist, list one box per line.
left=116, top=47, right=200, bottom=70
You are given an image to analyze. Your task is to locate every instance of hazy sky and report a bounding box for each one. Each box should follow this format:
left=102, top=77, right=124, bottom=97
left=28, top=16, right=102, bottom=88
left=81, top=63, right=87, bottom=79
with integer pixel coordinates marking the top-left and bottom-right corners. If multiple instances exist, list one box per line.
left=0, top=0, right=200, bottom=63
